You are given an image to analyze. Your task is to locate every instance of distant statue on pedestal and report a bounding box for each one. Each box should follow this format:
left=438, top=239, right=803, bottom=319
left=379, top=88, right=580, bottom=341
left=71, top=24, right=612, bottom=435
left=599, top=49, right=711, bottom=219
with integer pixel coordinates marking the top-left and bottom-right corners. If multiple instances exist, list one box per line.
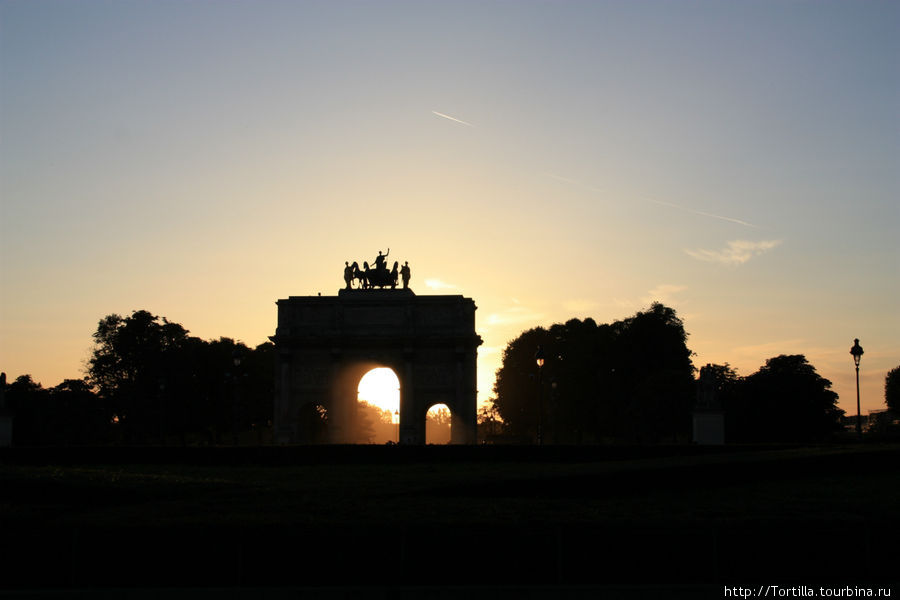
left=692, top=364, right=724, bottom=445
left=696, top=365, right=719, bottom=410
left=400, top=261, right=411, bottom=289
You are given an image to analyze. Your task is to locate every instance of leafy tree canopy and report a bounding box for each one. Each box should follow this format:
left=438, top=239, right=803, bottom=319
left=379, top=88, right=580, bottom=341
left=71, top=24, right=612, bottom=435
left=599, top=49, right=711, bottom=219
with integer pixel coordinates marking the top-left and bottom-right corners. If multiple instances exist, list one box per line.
left=88, top=310, right=191, bottom=398
left=492, top=303, right=695, bottom=443
left=886, top=365, right=900, bottom=414
left=86, top=310, right=273, bottom=444
left=726, top=354, right=844, bottom=442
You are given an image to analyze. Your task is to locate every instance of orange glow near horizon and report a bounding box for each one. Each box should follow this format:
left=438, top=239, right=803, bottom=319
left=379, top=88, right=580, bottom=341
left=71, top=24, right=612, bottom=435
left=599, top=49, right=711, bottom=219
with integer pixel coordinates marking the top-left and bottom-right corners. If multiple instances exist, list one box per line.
left=1, top=1, right=897, bottom=427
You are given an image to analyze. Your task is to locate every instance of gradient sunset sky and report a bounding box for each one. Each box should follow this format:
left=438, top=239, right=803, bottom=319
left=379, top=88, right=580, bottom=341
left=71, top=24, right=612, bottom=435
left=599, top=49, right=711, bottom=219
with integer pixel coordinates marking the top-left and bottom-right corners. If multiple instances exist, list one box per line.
left=1, top=1, right=897, bottom=417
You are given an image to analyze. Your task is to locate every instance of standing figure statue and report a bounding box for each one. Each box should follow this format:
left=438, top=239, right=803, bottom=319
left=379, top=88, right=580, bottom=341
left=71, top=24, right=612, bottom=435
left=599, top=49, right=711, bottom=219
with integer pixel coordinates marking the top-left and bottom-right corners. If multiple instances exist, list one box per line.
left=343, top=261, right=353, bottom=289
left=374, top=248, right=389, bottom=272
left=400, top=261, right=411, bottom=289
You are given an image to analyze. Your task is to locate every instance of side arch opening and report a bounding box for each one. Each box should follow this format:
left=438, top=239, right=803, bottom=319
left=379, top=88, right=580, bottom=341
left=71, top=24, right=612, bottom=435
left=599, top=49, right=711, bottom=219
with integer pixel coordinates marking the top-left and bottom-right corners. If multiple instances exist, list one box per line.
left=426, top=403, right=452, bottom=445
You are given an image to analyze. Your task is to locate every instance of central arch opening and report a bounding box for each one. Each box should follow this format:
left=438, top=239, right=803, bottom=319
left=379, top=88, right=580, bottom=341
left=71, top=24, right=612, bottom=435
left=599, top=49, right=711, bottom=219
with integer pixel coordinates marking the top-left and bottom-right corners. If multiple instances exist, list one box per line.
left=356, top=367, right=399, bottom=444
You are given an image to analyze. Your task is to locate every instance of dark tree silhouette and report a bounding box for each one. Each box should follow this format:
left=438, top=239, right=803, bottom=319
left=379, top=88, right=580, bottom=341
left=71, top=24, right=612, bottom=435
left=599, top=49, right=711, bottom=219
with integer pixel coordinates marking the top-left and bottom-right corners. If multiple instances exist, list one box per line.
left=492, top=303, right=695, bottom=443
left=694, top=363, right=740, bottom=410
left=0, top=375, right=110, bottom=445
left=477, top=402, right=502, bottom=442
left=547, top=318, right=613, bottom=444
left=86, top=310, right=275, bottom=445
left=355, top=401, right=380, bottom=443
left=697, top=363, right=741, bottom=395
left=4, top=375, right=49, bottom=445
left=242, top=342, right=276, bottom=443
left=48, top=378, right=111, bottom=445
left=492, top=325, right=553, bottom=442
left=88, top=310, right=192, bottom=443
left=297, top=402, right=329, bottom=443
left=611, top=303, right=695, bottom=442
left=886, top=365, right=900, bottom=415
left=726, top=355, right=843, bottom=442
left=2, top=310, right=276, bottom=447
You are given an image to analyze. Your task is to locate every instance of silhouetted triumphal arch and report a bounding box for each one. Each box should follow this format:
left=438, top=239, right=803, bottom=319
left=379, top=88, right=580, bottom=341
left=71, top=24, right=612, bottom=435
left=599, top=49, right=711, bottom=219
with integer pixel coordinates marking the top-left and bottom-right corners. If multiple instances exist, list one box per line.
left=271, top=289, right=481, bottom=444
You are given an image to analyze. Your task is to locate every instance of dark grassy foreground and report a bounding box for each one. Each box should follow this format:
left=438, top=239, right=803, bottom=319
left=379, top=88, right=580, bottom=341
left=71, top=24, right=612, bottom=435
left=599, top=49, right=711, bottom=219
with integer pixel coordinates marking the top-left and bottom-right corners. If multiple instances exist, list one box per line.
left=1, top=444, right=899, bottom=596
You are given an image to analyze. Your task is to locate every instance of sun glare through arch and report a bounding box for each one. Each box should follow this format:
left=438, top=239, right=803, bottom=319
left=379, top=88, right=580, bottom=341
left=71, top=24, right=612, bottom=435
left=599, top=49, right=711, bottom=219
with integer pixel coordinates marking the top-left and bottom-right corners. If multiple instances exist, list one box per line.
left=357, top=367, right=400, bottom=414
left=356, top=368, right=400, bottom=444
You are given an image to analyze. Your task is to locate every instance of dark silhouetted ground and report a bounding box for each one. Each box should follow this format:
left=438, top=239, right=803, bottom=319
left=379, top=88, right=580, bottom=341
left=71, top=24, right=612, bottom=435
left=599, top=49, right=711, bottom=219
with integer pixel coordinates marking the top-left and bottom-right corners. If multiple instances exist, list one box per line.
left=1, top=444, right=898, bottom=595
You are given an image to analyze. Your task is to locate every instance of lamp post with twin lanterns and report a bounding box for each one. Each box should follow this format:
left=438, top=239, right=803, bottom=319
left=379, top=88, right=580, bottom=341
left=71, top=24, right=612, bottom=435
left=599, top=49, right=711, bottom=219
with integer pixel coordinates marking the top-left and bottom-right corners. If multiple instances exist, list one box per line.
left=850, top=339, right=864, bottom=439
left=535, top=345, right=545, bottom=446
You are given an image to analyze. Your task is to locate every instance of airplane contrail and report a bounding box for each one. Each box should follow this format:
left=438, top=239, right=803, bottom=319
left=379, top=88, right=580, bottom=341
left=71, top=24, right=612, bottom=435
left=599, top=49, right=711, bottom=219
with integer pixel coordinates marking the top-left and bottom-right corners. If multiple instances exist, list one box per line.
left=647, top=198, right=759, bottom=229
left=543, top=172, right=758, bottom=229
left=542, top=172, right=605, bottom=194
left=432, top=111, right=474, bottom=127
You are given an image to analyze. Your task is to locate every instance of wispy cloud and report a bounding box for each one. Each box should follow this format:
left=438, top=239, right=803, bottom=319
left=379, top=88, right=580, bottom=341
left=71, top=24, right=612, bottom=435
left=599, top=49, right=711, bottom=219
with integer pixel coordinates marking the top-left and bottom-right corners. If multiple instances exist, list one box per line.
left=685, top=240, right=781, bottom=265
left=484, top=305, right=544, bottom=329
left=431, top=111, right=473, bottom=127
left=610, top=297, right=638, bottom=310
left=563, top=299, right=600, bottom=313
left=425, top=278, right=458, bottom=290
left=642, top=284, right=687, bottom=305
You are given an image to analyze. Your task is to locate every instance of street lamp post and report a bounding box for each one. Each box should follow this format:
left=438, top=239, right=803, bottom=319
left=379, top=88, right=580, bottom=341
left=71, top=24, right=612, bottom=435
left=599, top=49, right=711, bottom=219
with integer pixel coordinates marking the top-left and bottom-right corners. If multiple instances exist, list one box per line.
left=535, top=345, right=545, bottom=446
left=850, top=339, right=864, bottom=439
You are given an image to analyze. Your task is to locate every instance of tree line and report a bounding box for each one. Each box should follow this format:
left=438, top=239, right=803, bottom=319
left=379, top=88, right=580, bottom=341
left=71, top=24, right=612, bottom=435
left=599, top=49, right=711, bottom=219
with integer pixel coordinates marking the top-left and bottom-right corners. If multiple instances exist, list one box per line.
left=488, top=302, right=894, bottom=444
left=2, top=309, right=454, bottom=446
left=4, top=310, right=274, bottom=446
left=2, top=304, right=897, bottom=445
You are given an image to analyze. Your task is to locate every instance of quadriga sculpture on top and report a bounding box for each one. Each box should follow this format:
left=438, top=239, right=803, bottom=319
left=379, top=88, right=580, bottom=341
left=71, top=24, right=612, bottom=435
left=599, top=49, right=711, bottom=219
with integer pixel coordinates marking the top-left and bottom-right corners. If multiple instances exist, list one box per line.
left=343, top=248, right=411, bottom=290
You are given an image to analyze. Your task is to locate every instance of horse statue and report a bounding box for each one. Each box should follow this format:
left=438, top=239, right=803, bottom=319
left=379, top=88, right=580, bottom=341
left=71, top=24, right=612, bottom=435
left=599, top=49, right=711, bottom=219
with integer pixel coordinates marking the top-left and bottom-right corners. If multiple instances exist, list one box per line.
left=345, top=256, right=403, bottom=290
left=356, top=260, right=398, bottom=289
left=348, top=261, right=367, bottom=289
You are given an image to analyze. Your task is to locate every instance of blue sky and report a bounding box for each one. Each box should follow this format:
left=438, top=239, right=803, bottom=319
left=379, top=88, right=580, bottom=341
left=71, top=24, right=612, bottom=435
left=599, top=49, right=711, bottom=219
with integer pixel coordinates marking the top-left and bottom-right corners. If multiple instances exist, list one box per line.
left=1, top=0, right=898, bottom=414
